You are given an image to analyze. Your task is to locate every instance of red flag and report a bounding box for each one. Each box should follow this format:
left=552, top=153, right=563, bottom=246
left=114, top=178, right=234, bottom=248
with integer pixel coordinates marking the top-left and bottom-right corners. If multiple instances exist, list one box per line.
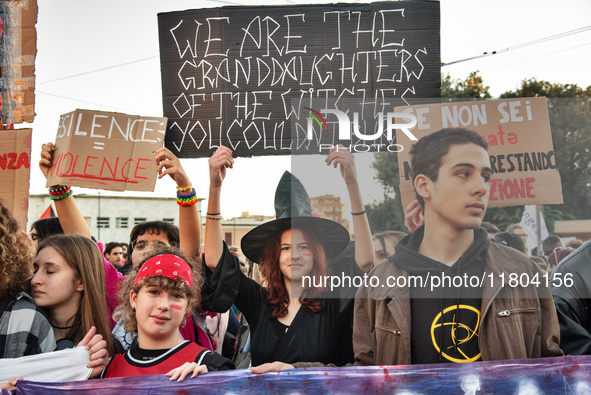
left=39, top=205, right=54, bottom=219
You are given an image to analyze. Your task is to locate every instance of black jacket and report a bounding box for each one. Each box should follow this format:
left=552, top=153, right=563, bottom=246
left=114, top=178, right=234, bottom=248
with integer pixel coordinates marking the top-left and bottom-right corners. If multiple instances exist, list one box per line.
left=551, top=240, right=591, bottom=355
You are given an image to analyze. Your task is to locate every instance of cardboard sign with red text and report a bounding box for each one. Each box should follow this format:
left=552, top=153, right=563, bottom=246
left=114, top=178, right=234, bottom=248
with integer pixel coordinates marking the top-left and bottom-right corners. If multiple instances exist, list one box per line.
left=0, top=129, right=32, bottom=230
left=45, top=109, right=167, bottom=191
left=396, top=98, right=563, bottom=208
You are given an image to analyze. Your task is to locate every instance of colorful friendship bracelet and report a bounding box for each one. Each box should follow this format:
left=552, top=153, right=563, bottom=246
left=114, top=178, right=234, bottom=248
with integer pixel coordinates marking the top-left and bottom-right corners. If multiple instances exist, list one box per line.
left=177, top=188, right=198, bottom=207
left=206, top=215, right=222, bottom=220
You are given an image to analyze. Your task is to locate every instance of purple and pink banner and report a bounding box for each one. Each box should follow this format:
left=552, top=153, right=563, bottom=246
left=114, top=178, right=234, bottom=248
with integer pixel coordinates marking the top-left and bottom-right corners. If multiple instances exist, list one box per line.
left=5, top=355, right=591, bottom=394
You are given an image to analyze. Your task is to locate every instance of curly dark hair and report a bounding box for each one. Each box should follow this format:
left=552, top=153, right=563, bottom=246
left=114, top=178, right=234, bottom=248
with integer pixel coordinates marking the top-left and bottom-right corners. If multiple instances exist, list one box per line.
left=0, top=201, right=35, bottom=299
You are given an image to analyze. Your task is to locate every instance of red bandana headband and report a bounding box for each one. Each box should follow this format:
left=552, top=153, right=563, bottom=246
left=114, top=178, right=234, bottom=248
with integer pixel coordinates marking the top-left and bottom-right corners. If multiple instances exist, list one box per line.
left=135, top=254, right=193, bottom=289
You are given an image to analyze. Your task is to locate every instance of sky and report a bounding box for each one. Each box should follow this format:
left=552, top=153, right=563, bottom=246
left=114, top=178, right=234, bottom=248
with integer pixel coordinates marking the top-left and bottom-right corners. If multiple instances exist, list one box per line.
left=24, top=0, right=591, bottom=219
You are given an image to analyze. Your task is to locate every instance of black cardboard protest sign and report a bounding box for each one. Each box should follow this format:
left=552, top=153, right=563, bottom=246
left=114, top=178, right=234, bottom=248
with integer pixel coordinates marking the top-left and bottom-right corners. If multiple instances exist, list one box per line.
left=158, top=1, right=440, bottom=158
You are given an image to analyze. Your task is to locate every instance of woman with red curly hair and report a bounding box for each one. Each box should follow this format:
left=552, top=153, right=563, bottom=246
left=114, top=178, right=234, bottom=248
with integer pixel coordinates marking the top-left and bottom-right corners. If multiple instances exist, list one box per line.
left=202, top=146, right=373, bottom=368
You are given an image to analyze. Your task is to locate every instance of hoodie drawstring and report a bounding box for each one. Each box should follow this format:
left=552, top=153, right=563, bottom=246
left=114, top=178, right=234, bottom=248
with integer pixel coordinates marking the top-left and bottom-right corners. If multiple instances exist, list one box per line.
left=438, top=269, right=444, bottom=362
left=454, top=260, right=461, bottom=354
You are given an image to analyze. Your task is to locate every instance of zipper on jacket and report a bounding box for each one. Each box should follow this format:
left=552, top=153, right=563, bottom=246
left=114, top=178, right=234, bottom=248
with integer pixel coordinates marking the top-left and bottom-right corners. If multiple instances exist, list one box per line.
left=375, top=325, right=401, bottom=335
left=497, top=307, right=538, bottom=317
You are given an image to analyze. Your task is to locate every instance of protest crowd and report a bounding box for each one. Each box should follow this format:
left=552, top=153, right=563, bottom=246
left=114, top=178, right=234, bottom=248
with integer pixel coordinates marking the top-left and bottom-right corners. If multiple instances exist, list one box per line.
left=0, top=125, right=590, bottom=391
left=1, top=2, right=591, bottom=392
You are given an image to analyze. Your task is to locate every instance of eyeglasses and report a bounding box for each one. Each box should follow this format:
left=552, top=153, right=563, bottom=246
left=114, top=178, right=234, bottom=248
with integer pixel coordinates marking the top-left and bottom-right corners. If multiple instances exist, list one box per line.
left=131, top=239, right=169, bottom=251
left=491, top=235, right=508, bottom=246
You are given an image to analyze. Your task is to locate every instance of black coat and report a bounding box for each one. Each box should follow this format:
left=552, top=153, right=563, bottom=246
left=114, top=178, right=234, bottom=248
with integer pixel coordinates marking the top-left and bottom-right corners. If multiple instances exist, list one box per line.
left=201, top=242, right=360, bottom=366
left=551, top=240, right=591, bottom=355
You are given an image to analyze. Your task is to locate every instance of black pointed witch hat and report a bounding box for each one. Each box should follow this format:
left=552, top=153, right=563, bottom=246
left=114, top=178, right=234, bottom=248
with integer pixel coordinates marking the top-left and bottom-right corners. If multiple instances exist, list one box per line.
left=241, top=171, right=350, bottom=263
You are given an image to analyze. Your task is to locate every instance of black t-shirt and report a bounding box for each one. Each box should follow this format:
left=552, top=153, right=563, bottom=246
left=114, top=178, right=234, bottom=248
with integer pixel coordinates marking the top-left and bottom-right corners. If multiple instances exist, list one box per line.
left=272, top=319, right=289, bottom=343
left=392, top=227, right=489, bottom=364
left=410, top=296, right=482, bottom=364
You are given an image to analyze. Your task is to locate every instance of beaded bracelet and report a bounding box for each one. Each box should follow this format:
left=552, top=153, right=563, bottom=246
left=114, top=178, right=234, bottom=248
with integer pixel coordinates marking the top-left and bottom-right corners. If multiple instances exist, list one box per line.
left=49, top=185, right=70, bottom=195
left=177, top=188, right=198, bottom=207
left=49, top=186, right=73, bottom=201
left=176, top=184, right=192, bottom=193
left=206, top=215, right=223, bottom=220
left=49, top=187, right=73, bottom=201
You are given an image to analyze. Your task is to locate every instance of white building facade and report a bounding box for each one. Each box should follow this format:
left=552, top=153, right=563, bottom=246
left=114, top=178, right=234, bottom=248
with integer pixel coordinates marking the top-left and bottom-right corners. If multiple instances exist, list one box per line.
left=28, top=194, right=202, bottom=244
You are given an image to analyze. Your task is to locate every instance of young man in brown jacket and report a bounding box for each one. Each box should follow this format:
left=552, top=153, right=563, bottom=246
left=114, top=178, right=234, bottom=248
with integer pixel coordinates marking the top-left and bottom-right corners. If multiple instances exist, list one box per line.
left=353, top=128, right=562, bottom=365
left=253, top=128, right=562, bottom=372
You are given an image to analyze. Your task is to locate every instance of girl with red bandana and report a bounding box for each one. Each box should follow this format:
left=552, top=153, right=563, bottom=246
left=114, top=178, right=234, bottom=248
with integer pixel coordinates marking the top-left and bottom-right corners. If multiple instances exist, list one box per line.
left=101, top=248, right=233, bottom=381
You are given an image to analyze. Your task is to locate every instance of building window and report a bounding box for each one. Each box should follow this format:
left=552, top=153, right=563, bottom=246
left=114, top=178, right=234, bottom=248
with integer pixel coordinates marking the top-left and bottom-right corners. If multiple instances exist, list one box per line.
left=134, top=217, right=147, bottom=225
left=162, top=218, right=175, bottom=224
left=97, top=217, right=110, bottom=228
left=225, top=232, right=232, bottom=245
left=116, top=217, right=128, bottom=228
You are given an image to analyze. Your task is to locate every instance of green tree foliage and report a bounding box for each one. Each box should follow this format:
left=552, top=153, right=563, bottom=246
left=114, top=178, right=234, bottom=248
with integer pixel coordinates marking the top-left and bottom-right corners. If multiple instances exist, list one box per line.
left=441, top=71, right=492, bottom=99
left=367, top=74, right=591, bottom=234
left=367, top=152, right=406, bottom=232
left=500, top=79, right=587, bottom=99
left=487, top=207, right=523, bottom=233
